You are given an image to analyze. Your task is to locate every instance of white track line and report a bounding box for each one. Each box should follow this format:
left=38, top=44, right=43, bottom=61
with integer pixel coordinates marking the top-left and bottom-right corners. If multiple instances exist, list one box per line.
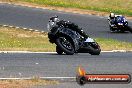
left=29, top=29, right=34, bottom=31
left=40, top=77, right=76, bottom=79
left=15, top=27, right=20, bottom=29
left=3, top=25, right=8, bottom=27
left=0, top=50, right=132, bottom=53
left=0, top=77, right=76, bottom=80
left=0, top=51, right=56, bottom=53
left=23, top=28, right=28, bottom=30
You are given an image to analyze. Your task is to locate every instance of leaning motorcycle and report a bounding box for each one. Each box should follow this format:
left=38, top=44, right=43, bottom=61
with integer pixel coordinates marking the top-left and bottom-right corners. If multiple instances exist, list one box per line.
left=108, top=16, right=132, bottom=33
left=47, top=19, right=101, bottom=55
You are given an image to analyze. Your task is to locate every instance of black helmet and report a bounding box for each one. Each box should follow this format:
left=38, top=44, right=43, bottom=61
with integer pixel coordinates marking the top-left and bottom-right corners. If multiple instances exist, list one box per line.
left=49, top=16, right=59, bottom=22
left=47, top=16, right=59, bottom=31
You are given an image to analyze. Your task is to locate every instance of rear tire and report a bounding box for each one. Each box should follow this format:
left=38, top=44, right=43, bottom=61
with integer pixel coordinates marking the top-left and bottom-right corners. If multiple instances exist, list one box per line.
left=109, top=26, right=115, bottom=32
left=56, top=46, right=63, bottom=55
left=127, top=26, right=132, bottom=33
left=56, top=37, right=75, bottom=55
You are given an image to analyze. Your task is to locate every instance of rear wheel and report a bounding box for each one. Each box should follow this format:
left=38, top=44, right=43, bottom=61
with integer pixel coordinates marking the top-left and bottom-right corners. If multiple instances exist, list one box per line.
left=127, top=26, right=132, bottom=33
left=110, top=26, right=115, bottom=32
left=119, top=29, right=125, bottom=33
left=56, top=46, right=63, bottom=55
left=56, top=37, right=75, bottom=55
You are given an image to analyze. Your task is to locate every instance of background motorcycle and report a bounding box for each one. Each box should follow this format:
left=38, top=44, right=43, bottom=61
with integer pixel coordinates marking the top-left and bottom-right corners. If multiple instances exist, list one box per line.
left=47, top=20, right=101, bottom=55
left=108, top=16, right=132, bottom=33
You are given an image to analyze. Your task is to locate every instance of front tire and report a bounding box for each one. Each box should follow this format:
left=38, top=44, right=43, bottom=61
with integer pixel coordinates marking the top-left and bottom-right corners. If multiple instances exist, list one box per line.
left=88, top=42, right=101, bottom=55
left=56, top=37, right=75, bottom=55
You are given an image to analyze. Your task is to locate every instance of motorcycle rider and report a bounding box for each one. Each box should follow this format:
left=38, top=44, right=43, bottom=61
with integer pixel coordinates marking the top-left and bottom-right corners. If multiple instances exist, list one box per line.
left=49, top=16, right=88, bottom=39
left=108, top=13, right=124, bottom=26
left=108, top=13, right=116, bottom=26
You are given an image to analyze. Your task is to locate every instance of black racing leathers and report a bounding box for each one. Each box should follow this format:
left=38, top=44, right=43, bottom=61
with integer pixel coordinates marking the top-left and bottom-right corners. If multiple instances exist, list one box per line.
left=56, top=20, right=88, bottom=39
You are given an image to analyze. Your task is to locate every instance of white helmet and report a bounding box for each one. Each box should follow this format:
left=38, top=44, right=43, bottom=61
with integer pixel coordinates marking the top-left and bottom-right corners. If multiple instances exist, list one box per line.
left=110, top=13, right=115, bottom=18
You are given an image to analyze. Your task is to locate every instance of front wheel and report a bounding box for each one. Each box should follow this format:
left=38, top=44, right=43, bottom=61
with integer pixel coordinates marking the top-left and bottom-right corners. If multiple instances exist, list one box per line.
left=56, top=37, right=75, bottom=55
left=88, top=42, right=101, bottom=55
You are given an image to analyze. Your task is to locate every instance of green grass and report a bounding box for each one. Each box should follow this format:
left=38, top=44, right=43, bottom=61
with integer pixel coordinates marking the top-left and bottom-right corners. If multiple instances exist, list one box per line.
left=16, top=0, right=132, bottom=16
left=0, top=26, right=132, bottom=51
left=0, top=26, right=55, bottom=52
left=96, top=38, right=132, bottom=51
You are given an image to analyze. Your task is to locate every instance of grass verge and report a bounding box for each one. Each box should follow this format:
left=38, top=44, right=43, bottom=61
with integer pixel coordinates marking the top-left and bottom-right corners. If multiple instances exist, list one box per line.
left=0, top=78, right=58, bottom=88
left=0, top=26, right=132, bottom=51
left=0, top=26, right=55, bottom=52
left=96, top=38, right=132, bottom=51
left=3, top=0, right=132, bottom=16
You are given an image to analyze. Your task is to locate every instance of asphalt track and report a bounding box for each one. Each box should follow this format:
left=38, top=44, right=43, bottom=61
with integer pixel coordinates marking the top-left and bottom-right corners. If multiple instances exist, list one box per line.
left=0, top=3, right=132, bottom=88
left=0, top=52, right=132, bottom=88
left=0, top=3, right=132, bottom=42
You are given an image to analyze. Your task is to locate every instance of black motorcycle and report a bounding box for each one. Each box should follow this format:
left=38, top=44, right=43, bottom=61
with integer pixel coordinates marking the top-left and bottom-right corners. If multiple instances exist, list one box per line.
left=47, top=17, right=101, bottom=55
left=108, top=15, right=132, bottom=33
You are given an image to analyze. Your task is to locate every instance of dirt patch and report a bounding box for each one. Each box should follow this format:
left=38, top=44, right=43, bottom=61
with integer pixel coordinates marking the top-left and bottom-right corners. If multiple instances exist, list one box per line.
left=0, top=79, right=59, bottom=88
left=0, top=1, right=132, bottom=20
